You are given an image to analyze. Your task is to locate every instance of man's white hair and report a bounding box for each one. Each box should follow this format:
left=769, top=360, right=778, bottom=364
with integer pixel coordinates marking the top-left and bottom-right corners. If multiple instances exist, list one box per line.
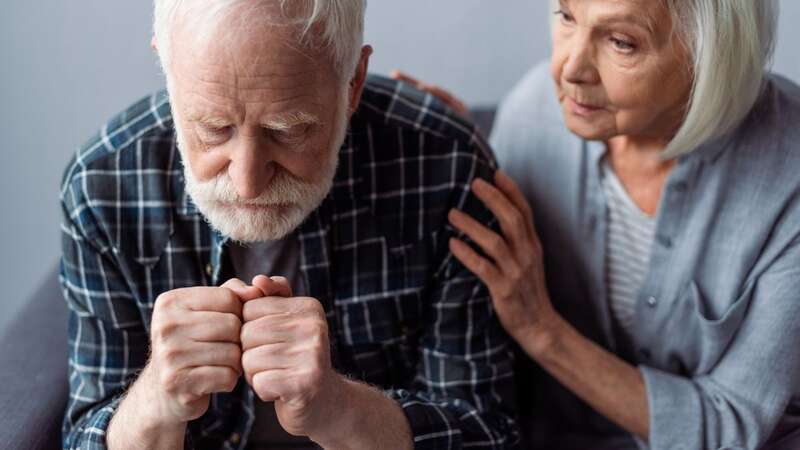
left=153, top=0, right=366, bottom=80
left=551, top=0, right=779, bottom=158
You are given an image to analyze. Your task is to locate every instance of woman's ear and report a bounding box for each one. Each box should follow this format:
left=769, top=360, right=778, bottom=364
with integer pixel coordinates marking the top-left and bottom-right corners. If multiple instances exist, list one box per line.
left=347, top=45, right=373, bottom=117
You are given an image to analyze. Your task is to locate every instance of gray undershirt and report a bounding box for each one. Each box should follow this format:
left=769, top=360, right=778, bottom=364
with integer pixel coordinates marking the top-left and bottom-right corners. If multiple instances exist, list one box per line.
left=227, top=234, right=317, bottom=450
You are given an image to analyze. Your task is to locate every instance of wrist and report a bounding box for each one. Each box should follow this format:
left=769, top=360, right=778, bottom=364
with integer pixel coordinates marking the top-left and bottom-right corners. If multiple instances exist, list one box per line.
left=109, top=375, right=187, bottom=450
left=307, top=373, right=353, bottom=447
left=127, top=366, right=188, bottom=432
left=519, top=308, right=568, bottom=361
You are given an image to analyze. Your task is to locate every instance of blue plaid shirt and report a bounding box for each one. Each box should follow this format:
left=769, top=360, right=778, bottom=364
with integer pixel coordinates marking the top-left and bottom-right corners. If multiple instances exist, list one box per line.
left=60, top=75, right=520, bottom=449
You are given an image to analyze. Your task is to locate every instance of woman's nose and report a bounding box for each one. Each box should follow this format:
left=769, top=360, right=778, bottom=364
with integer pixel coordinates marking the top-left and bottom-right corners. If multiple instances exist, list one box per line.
left=562, top=36, right=600, bottom=85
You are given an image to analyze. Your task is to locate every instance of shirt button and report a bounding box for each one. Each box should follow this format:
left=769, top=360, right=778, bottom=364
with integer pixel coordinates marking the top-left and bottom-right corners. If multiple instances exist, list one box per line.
left=230, top=432, right=241, bottom=444
left=205, top=263, right=213, bottom=277
left=657, top=234, right=673, bottom=248
left=646, top=296, right=658, bottom=307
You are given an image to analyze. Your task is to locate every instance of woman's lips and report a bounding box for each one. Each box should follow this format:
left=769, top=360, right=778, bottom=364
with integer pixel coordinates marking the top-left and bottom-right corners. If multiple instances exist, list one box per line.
left=566, top=96, right=606, bottom=117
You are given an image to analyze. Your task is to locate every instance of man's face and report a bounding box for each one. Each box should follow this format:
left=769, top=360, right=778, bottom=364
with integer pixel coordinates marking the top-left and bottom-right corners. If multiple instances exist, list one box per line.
left=167, top=15, right=351, bottom=243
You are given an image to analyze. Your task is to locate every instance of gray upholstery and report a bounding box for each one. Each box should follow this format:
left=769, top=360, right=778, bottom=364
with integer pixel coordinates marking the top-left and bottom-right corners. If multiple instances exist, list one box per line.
left=0, top=109, right=495, bottom=450
left=0, top=265, right=68, bottom=450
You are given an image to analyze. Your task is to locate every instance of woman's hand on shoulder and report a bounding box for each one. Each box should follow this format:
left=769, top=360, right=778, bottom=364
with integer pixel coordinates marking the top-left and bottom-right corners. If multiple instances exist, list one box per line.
left=390, top=70, right=470, bottom=118
left=448, top=170, right=560, bottom=353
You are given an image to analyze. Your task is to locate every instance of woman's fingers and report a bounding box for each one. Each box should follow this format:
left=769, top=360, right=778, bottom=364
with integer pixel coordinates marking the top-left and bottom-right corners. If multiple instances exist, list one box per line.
left=448, top=208, right=519, bottom=272
left=389, top=69, right=469, bottom=118
left=494, top=170, right=536, bottom=232
left=471, top=178, right=532, bottom=252
left=448, top=238, right=502, bottom=288
left=389, top=69, right=422, bottom=86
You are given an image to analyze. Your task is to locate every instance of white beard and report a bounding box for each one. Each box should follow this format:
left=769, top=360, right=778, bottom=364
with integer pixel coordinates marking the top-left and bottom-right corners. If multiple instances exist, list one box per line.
left=175, top=99, right=348, bottom=243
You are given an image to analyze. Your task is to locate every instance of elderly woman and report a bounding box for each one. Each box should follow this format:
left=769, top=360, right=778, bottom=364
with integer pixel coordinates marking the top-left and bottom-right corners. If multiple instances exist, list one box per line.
left=398, top=0, right=800, bottom=448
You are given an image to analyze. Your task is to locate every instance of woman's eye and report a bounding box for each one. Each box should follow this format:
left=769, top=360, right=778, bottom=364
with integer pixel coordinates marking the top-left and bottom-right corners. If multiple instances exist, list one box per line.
left=610, top=37, right=637, bottom=53
left=554, top=9, right=575, bottom=24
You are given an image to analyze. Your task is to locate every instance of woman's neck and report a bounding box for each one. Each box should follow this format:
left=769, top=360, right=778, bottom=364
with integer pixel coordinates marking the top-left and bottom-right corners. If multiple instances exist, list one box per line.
left=605, top=135, right=676, bottom=217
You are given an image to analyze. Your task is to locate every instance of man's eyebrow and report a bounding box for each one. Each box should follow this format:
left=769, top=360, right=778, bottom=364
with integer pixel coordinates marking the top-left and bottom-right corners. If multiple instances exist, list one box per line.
left=184, top=110, right=232, bottom=127
left=262, top=111, right=321, bottom=131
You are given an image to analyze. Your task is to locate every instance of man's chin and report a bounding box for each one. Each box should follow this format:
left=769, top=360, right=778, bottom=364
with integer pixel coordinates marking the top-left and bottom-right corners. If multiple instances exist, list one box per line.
left=201, top=202, right=308, bottom=243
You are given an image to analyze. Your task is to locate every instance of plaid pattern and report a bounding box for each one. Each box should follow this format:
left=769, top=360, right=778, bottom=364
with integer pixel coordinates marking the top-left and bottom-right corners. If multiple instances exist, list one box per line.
left=60, top=75, right=519, bottom=449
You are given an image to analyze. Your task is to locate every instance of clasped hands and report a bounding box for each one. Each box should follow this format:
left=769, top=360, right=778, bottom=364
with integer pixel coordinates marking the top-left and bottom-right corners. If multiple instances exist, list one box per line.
left=142, top=274, right=340, bottom=439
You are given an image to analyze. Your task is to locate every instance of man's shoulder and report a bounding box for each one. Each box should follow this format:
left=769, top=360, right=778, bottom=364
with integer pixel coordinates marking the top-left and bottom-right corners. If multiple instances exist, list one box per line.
left=354, top=74, right=495, bottom=164
left=60, top=90, right=177, bottom=208
left=340, top=76, right=498, bottom=245
left=59, top=90, right=184, bottom=255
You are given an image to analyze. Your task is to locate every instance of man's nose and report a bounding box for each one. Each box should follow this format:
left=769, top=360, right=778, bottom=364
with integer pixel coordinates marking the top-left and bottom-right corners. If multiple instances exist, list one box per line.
left=227, top=139, right=276, bottom=200
left=562, top=34, right=600, bottom=86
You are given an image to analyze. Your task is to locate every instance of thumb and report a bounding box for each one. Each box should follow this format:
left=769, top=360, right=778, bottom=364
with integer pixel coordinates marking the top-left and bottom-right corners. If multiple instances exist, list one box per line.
left=252, top=274, right=293, bottom=298
left=220, top=278, right=264, bottom=302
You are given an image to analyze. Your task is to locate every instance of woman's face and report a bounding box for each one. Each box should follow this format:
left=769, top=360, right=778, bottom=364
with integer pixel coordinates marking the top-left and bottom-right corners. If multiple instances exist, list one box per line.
left=550, top=0, right=693, bottom=143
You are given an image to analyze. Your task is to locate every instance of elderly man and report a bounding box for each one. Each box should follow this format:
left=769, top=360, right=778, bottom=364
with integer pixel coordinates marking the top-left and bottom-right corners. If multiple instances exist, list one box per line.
left=59, top=1, right=518, bottom=449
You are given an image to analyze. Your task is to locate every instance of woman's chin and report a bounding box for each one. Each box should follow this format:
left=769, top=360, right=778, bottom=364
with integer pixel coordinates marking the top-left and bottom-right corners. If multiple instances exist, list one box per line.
left=562, top=113, right=617, bottom=142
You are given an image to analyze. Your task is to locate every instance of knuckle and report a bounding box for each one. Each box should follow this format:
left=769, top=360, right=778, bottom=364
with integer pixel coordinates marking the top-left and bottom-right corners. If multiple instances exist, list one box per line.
left=489, top=234, right=505, bottom=254
left=221, top=289, right=242, bottom=312
left=508, top=211, right=524, bottom=231
left=221, top=368, right=239, bottom=392
left=225, top=313, right=242, bottom=335
left=508, top=266, right=523, bottom=284
left=151, top=320, right=177, bottom=343
left=475, top=258, right=491, bottom=276
left=160, top=345, right=182, bottom=367
left=159, top=369, right=182, bottom=393
left=155, top=290, right=178, bottom=310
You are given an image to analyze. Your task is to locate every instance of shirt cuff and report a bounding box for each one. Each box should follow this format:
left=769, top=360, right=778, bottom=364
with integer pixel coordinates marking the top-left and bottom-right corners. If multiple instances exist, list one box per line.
left=64, top=396, right=194, bottom=450
left=639, top=365, right=704, bottom=450
left=387, top=389, right=465, bottom=449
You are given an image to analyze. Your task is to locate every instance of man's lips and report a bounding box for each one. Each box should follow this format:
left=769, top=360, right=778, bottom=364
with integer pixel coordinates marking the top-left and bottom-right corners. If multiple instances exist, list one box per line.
left=219, top=202, right=291, bottom=211
left=565, top=96, right=607, bottom=117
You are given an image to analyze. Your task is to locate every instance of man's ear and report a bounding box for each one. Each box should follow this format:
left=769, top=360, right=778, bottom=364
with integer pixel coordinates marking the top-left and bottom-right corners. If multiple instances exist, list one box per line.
left=346, top=45, right=373, bottom=117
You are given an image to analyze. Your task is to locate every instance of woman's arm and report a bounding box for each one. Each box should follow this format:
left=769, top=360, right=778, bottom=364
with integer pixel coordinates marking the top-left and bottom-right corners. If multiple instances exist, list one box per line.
left=448, top=171, right=650, bottom=440
left=450, top=170, right=800, bottom=449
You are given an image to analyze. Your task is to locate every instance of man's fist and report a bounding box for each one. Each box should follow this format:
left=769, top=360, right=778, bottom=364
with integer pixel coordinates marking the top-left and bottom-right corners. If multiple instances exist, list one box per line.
left=240, top=275, right=339, bottom=437
left=140, top=279, right=262, bottom=425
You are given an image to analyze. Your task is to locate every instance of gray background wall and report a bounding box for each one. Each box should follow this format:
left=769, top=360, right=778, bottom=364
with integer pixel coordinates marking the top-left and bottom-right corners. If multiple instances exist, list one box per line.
left=1, top=1, right=798, bottom=331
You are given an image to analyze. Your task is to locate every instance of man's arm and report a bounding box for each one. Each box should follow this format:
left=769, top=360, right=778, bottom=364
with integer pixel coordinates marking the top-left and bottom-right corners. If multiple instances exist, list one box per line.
left=60, top=201, right=152, bottom=449
left=383, top=146, right=519, bottom=448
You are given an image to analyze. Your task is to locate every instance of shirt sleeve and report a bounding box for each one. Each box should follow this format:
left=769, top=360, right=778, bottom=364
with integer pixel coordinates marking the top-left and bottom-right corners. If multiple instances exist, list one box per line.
left=640, top=234, right=800, bottom=450
left=385, top=141, right=521, bottom=449
left=59, top=179, right=189, bottom=449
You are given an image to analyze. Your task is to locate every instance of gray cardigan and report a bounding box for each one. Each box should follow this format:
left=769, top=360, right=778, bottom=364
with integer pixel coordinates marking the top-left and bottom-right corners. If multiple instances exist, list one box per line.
left=491, top=61, right=800, bottom=450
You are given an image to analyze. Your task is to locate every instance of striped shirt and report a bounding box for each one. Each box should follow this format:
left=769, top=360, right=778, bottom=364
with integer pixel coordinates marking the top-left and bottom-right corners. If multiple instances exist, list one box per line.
left=600, top=158, right=656, bottom=337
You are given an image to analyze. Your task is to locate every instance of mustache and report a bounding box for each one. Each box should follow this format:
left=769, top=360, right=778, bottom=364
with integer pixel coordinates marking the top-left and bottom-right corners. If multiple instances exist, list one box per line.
left=190, top=166, right=314, bottom=206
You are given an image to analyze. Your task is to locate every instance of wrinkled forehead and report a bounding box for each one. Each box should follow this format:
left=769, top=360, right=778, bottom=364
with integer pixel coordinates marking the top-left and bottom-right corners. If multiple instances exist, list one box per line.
left=169, top=2, right=334, bottom=82
left=559, top=0, right=672, bottom=35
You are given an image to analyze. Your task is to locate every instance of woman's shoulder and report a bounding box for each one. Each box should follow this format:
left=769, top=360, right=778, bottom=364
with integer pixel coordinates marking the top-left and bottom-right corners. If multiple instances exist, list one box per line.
left=718, top=74, right=800, bottom=174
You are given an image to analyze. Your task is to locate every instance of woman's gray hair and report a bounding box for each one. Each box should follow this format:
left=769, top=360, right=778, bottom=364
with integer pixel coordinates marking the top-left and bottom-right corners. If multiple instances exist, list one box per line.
left=153, top=0, right=366, bottom=80
left=550, top=0, right=779, bottom=157
left=664, top=0, right=779, bottom=158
